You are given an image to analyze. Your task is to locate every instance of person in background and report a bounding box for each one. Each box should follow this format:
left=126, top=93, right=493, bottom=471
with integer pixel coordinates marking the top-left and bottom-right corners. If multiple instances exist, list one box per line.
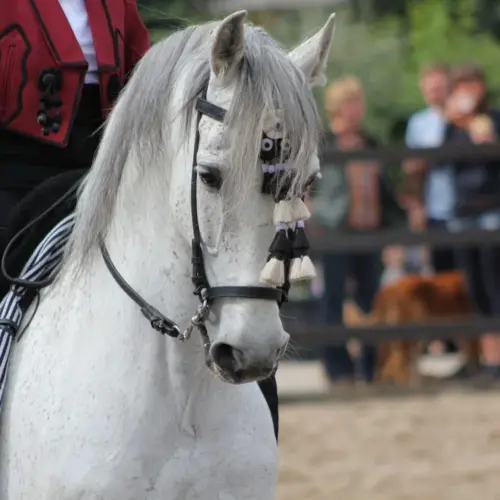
left=403, top=61, right=458, bottom=356
left=0, top=0, right=150, bottom=256
left=312, top=76, right=383, bottom=385
left=404, top=61, right=454, bottom=272
left=444, top=62, right=500, bottom=379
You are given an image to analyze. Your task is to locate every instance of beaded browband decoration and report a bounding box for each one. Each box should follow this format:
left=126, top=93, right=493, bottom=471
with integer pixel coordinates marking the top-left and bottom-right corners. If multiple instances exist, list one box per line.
left=259, top=111, right=316, bottom=286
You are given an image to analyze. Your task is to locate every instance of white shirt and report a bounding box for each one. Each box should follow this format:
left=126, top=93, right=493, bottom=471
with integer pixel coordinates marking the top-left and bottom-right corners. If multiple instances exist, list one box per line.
left=59, top=0, right=99, bottom=84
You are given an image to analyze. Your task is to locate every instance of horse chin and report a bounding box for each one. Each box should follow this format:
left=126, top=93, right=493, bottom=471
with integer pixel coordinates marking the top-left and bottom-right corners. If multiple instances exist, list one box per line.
left=211, top=364, right=246, bottom=385
left=205, top=360, right=277, bottom=385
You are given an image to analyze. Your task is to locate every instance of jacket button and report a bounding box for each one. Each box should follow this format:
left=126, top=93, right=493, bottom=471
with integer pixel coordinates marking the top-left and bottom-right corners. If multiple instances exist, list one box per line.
left=42, top=73, right=55, bottom=87
left=37, top=67, right=63, bottom=92
left=37, top=112, right=48, bottom=125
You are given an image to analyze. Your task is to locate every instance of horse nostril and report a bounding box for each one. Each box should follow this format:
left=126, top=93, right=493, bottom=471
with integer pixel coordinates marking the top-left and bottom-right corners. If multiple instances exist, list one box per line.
left=211, top=343, right=245, bottom=372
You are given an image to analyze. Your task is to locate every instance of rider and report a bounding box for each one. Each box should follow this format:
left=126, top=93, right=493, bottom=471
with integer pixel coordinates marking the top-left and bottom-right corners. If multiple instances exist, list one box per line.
left=0, top=0, right=150, bottom=263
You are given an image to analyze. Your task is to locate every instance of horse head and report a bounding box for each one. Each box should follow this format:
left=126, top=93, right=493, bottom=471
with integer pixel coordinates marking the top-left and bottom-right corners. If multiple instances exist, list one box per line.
left=179, top=11, right=336, bottom=383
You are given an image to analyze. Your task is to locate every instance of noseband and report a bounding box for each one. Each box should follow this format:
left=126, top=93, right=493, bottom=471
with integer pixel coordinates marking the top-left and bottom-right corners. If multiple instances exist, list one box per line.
left=100, top=95, right=289, bottom=342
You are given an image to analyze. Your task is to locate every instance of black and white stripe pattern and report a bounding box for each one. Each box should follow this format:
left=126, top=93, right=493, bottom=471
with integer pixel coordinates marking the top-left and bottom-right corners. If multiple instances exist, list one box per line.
left=0, top=214, right=75, bottom=410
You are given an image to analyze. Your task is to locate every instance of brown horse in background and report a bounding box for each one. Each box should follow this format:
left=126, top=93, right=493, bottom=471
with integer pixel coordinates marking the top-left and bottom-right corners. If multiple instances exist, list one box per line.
left=373, top=271, right=481, bottom=385
left=343, top=271, right=481, bottom=385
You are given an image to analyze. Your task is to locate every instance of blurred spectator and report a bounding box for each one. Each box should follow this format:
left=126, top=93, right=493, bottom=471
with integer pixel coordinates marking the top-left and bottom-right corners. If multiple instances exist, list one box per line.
left=404, top=62, right=456, bottom=272
left=444, top=62, right=500, bottom=378
left=312, top=76, right=405, bottom=385
left=403, top=61, right=459, bottom=356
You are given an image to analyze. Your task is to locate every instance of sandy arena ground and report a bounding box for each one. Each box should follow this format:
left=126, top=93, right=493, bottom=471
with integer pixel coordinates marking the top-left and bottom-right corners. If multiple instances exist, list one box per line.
left=277, top=392, right=500, bottom=500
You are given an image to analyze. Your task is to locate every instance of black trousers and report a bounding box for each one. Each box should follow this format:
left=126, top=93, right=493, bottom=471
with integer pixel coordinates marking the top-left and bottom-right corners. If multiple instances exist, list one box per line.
left=427, top=218, right=456, bottom=272
left=426, top=218, right=458, bottom=352
left=0, top=84, right=104, bottom=255
left=321, top=251, right=380, bottom=382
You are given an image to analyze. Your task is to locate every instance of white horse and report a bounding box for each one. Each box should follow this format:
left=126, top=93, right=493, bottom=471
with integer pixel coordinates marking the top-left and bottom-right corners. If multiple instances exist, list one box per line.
left=0, top=10, right=335, bottom=499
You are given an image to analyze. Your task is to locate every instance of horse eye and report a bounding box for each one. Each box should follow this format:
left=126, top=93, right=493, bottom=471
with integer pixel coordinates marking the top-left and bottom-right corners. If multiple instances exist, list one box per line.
left=198, top=168, right=222, bottom=190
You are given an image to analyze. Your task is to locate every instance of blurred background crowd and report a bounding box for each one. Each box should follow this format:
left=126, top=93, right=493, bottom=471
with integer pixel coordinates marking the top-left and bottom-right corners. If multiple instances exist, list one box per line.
left=312, top=60, right=500, bottom=386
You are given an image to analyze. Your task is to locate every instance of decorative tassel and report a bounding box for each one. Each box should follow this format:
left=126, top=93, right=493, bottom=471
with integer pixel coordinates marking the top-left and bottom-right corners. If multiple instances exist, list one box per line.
left=293, top=221, right=310, bottom=253
left=290, top=198, right=310, bottom=222
left=289, top=254, right=316, bottom=282
left=298, top=255, right=316, bottom=280
left=289, top=257, right=302, bottom=281
left=260, top=224, right=293, bottom=286
left=273, top=200, right=294, bottom=225
left=260, top=148, right=318, bottom=284
left=269, top=224, right=290, bottom=254
left=260, top=257, right=285, bottom=286
left=289, top=220, right=316, bottom=282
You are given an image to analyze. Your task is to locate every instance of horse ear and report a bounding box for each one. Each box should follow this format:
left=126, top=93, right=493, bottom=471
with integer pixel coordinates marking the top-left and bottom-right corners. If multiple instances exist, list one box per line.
left=288, top=14, right=336, bottom=87
left=211, top=10, right=247, bottom=80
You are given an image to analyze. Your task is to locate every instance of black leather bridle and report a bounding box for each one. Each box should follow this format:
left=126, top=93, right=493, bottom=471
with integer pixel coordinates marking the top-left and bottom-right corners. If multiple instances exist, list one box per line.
left=100, top=94, right=290, bottom=342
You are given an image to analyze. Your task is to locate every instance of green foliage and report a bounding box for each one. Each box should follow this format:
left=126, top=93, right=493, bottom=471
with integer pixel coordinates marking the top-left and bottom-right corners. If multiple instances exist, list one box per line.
left=406, top=0, right=500, bottom=98
left=138, top=0, right=500, bottom=142
left=139, top=0, right=209, bottom=43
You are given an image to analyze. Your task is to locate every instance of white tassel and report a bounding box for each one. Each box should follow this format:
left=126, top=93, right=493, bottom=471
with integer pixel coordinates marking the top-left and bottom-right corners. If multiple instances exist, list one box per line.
left=290, top=198, right=310, bottom=222
left=273, top=200, right=293, bottom=225
left=289, top=258, right=302, bottom=281
left=299, top=255, right=316, bottom=280
left=289, top=256, right=316, bottom=282
left=260, top=258, right=285, bottom=286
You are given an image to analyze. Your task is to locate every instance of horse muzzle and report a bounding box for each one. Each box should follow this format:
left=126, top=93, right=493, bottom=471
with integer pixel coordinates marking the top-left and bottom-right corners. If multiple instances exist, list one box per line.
left=207, top=339, right=287, bottom=384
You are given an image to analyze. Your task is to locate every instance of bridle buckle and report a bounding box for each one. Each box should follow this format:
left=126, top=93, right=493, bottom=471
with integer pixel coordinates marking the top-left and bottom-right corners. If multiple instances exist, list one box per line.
left=179, top=289, right=210, bottom=342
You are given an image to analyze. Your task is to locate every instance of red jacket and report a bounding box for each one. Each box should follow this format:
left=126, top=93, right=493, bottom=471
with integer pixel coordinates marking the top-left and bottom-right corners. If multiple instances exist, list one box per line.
left=0, top=0, right=150, bottom=147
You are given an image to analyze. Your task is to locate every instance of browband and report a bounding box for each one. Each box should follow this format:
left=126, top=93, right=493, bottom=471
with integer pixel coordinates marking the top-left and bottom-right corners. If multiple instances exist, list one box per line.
left=195, top=98, right=227, bottom=123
